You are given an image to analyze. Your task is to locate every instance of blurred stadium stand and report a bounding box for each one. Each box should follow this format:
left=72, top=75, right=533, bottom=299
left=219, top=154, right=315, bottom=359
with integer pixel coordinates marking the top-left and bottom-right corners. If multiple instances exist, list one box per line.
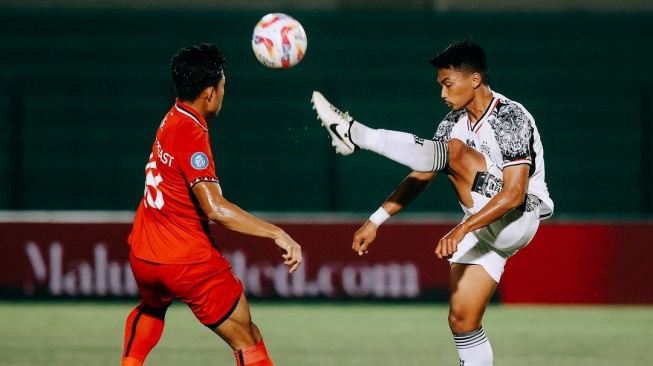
left=0, top=2, right=652, bottom=218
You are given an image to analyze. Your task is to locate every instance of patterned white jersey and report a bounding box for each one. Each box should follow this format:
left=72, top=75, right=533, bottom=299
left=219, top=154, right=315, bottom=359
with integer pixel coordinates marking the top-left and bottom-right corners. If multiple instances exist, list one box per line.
left=433, top=90, right=554, bottom=219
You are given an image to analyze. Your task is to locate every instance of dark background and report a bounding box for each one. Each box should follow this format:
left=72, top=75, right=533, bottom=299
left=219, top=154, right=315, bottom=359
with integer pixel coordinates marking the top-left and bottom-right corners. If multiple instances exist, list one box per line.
left=1, top=8, right=651, bottom=218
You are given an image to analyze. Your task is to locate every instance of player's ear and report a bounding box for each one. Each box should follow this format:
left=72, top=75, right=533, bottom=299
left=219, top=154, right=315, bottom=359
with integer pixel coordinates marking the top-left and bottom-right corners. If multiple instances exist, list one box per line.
left=204, top=86, right=215, bottom=102
left=472, top=72, right=481, bottom=89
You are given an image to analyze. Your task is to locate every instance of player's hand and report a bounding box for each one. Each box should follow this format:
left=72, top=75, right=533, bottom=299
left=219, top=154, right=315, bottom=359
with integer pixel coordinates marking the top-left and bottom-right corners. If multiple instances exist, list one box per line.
left=275, top=234, right=302, bottom=273
left=435, top=224, right=466, bottom=259
left=352, top=221, right=378, bottom=256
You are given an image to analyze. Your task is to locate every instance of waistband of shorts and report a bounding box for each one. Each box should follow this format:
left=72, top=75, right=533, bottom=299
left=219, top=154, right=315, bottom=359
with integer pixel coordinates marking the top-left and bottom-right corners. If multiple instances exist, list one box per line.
left=471, top=171, right=539, bottom=213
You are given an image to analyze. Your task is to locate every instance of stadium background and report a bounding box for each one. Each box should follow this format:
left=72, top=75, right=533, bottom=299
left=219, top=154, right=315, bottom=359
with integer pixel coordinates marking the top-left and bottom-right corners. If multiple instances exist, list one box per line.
left=1, top=0, right=653, bottom=304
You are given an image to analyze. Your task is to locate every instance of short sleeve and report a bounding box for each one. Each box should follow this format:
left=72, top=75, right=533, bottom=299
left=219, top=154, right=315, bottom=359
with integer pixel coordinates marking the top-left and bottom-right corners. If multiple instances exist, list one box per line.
left=433, top=110, right=463, bottom=142
left=493, top=103, right=533, bottom=166
left=174, top=123, right=219, bottom=188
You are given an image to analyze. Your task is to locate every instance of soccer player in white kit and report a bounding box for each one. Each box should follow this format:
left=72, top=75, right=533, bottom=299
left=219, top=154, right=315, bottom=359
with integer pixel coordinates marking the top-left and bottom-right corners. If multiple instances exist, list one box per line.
left=312, top=39, right=553, bottom=365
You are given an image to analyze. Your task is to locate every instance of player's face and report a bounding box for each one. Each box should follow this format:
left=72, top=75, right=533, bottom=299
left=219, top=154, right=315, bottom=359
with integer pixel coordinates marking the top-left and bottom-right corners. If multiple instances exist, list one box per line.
left=437, top=68, right=476, bottom=111
left=207, top=75, right=226, bottom=118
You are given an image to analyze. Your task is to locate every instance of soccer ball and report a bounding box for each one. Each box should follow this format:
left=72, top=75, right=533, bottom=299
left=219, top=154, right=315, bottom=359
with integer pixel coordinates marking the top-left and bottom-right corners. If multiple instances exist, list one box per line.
left=251, top=13, right=307, bottom=69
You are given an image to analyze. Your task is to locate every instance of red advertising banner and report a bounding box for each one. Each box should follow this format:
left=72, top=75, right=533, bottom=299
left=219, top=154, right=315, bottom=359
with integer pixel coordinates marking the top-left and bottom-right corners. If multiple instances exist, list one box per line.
left=1, top=214, right=652, bottom=304
left=500, top=222, right=653, bottom=304
left=0, top=218, right=453, bottom=300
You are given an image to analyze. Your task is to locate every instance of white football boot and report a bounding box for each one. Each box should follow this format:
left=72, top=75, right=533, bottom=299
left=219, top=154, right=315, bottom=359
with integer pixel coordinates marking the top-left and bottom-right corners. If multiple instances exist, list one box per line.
left=311, top=91, right=358, bottom=156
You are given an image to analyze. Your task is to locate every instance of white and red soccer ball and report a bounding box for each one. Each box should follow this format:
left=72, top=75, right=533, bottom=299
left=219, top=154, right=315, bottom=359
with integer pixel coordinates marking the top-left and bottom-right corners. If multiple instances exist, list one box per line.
left=251, top=13, right=307, bottom=69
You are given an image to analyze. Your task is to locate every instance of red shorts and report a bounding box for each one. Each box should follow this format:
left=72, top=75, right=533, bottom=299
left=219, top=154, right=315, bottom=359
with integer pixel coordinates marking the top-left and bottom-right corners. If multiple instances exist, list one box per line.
left=129, top=249, right=243, bottom=328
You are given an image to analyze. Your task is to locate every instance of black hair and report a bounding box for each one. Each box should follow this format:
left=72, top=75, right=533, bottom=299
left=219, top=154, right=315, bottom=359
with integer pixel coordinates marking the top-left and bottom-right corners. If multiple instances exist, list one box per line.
left=170, top=43, right=225, bottom=101
left=429, top=39, right=490, bottom=85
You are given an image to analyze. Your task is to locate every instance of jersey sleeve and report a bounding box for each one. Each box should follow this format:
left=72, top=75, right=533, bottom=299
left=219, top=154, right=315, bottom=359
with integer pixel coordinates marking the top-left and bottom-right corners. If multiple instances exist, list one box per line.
left=494, top=103, right=533, bottom=167
left=175, top=122, right=219, bottom=188
left=433, top=110, right=461, bottom=142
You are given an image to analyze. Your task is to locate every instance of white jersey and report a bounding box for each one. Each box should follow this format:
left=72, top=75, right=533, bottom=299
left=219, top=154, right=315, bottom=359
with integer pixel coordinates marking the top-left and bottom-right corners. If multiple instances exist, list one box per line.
left=433, top=90, right=554, bottom=219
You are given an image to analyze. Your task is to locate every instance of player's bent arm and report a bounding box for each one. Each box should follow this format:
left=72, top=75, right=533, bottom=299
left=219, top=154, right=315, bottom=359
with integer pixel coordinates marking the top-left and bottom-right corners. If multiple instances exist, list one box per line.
left=380, top=171, right=438, bottom=216
left=354, top=171, right=437, bottom=254
left=458, top=163, right=529, bottom=234
left=192, top=181, right=302, bottom=272
left=193, top=181, right=282, bottom=237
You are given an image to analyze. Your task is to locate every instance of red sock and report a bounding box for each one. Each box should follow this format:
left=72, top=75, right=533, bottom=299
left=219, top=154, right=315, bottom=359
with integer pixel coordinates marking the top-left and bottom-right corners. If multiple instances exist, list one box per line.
left=121, top=357, right=143, bottom=366
left=122, top=302, right=166, bottom=366
left=234, top=340, right=274, bottom=366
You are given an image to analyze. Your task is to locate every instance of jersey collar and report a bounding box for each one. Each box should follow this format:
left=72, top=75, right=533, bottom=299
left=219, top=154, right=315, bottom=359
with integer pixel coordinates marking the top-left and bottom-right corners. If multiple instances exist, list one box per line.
left=174, top=98, right=209, bottom=132
left=467, top=93, right=500, bottom=133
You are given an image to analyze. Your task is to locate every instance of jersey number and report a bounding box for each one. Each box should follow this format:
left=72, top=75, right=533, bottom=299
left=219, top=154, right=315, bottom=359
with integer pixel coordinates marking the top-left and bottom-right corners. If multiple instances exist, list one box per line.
left=143, top=153, right=164, bottom=209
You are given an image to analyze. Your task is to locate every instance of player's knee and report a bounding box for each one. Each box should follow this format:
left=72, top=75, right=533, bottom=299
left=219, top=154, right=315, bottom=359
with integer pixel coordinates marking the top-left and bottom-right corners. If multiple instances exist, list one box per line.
left=249, top=322, right=262, bottom=341
left=138, top=302, right=168, bottom=320
left=447, top=138, right=475, bottom=162
left=446, top=138, right=466, bottom=158
left=214, top=324, right=261, bottom=351
left=447, top=138, right=485, bottom=172
left=448, top=311, right=481, bottom=333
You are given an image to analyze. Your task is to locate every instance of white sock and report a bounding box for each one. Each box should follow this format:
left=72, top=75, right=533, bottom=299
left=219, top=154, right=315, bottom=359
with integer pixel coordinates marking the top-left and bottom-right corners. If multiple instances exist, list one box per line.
left=350, top=121, right=448, bottom=172
left=349, top=121, right=381, bottom=151
left=453, top=327, right=493, bottom=366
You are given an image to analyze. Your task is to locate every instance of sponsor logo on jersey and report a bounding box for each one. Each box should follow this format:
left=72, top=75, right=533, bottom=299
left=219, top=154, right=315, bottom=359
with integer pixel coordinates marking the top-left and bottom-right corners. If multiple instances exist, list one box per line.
left=191, top=152, right=209, bottom=170
left=480, top=143, right=491, bottom=157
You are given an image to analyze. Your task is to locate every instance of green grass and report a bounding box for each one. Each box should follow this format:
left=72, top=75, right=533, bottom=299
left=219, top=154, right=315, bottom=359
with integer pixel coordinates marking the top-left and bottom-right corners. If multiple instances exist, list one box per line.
left=1, top=301, right=652, bottom=366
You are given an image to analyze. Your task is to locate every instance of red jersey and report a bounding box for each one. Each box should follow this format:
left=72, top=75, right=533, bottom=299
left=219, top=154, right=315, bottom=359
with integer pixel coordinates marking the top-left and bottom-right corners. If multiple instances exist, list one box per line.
left=128, top=99, right=219, bottom=264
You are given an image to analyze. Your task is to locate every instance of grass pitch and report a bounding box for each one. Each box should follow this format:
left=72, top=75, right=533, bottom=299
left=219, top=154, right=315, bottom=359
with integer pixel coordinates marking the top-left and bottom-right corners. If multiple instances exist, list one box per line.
left=1, top=301, right=651, bottom=366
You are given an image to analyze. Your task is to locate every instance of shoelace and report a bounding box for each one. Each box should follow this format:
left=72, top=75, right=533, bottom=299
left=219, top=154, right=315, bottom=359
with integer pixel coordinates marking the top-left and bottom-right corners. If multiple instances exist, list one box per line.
left=329, top=105, right=353, bottom=121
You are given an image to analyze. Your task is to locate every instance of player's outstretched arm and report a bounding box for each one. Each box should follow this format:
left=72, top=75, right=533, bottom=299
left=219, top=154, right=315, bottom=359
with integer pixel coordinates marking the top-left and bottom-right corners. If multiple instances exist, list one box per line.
left=354, top=171, right=437, bottom=255
left=192, top=181, right=302, bottom=273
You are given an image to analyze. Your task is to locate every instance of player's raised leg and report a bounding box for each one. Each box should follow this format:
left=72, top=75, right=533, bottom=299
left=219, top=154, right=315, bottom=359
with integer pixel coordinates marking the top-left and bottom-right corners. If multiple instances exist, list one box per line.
left=212, top=293, right=274, bottom=366
left=312, top=91, right=449, bottom=172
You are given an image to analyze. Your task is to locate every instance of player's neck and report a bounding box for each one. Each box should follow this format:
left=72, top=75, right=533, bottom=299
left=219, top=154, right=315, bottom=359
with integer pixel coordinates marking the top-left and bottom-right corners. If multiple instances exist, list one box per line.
left=465, top=86, right=493, bottom=123
left=182, top=100, right=211, bottom=120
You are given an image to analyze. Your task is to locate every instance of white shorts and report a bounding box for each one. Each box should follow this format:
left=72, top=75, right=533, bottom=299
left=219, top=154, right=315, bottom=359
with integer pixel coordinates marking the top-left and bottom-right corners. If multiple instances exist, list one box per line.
left=448, top=191, right=541, bottom=283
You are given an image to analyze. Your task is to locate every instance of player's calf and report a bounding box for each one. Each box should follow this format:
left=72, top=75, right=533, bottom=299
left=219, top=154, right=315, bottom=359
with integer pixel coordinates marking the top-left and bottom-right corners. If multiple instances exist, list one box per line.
left=122, top=303, right=168, bottom=366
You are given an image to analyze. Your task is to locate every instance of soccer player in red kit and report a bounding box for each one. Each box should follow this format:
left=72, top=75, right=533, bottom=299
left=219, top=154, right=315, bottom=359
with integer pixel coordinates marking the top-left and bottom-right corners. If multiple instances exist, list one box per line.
left=122, top=43, right=302, bottom=366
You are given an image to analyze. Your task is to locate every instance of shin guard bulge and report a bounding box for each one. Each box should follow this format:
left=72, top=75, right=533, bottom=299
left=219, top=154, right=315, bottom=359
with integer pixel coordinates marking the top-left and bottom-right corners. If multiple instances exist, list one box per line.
left=122, top=303, right=167, bottom=365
